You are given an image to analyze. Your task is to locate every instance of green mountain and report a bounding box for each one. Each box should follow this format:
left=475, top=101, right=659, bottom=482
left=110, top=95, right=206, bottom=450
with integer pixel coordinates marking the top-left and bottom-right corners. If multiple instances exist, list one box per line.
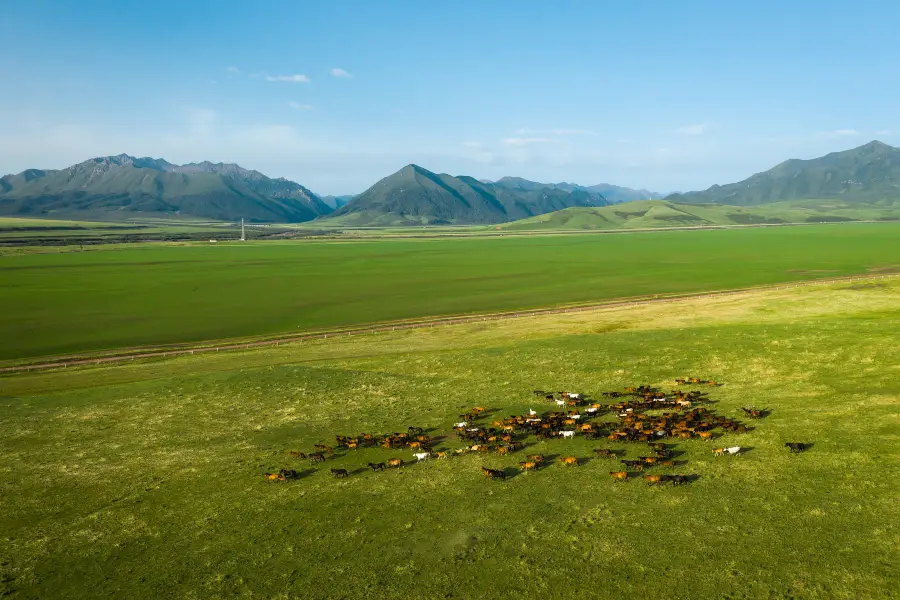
left=668, top=141, right=900, bottom=206
left=501, top=199, right=900, bottom=231
left=493, top=177, right=662, bottom=203
left=324, top=165, right=610, bottom=226
left=320, top=195, right=355, bottom=209
left=0, top=154, right=332, bottom=222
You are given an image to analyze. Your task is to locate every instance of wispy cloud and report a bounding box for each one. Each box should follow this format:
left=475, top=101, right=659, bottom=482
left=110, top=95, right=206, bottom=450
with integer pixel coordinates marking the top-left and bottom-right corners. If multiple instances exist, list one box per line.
left=287, top=102, right=314, bottom=110
left=225, top=66, right=241, bottom=75
left=265, top=74, right=310, bottom=83
left=817, top=129, right=859, bottom=138
left=502, top=137, right=554, bottom=146
left=673, top=123, right=712, bottom=135
left=513, top=128, right=594, bottom=136
left=330, top=68, right=352, bottom=78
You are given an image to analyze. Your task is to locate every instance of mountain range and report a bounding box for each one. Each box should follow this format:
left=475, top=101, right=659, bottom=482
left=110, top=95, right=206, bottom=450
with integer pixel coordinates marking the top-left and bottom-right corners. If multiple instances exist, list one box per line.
left=326, top=165, right=611, bottom=226
left=0, top=154, right=331, bottom=222
left=667, top=141, right=900, bottom=205
left=490, top=177, right=662, bottom=203
left=3, top=140, right=900, bottom=225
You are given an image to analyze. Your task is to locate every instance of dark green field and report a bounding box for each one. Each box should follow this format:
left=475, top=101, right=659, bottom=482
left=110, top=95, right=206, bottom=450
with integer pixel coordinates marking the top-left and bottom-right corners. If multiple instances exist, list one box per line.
left=2, top=223, right=900, bottom=361
left=1, top=280, right=898, bottom=599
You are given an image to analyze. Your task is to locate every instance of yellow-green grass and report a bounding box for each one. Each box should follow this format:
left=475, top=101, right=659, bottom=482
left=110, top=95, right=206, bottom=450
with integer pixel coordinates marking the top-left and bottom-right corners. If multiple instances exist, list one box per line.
left=1, top=279, right=898, bottom=599
left=3, top=223, right=900, bottom=362
left=501, top=199, right=900, bottom=231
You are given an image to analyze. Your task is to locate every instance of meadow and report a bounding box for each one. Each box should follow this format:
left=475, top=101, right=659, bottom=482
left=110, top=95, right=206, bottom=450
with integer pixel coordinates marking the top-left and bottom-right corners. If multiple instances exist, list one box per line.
left=1, top=278, right=898, bottom=599
left=2, top=222, right=900, bottom=362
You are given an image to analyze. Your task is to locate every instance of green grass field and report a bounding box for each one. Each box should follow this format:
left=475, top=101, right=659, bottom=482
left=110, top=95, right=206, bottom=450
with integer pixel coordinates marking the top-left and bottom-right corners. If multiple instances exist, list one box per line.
left=501, top=199, right=900, bottom=231
left=1, top=279, right=898, bottom=599
left=2, top=223, right=900, bottom=362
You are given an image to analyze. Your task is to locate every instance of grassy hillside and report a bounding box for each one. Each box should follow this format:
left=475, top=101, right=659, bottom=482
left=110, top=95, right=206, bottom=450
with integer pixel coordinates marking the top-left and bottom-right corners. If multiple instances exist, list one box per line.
left=1, top=279, right=898, bottom=599
left=0, top=155, right=331, bottom=223
left=502, top=199, right=900, bottom=231
left=2, top=223, right=900, bottom=361
left=326, top=164, right=607, bottom=225
left=668, top=140, right=900, bottom=206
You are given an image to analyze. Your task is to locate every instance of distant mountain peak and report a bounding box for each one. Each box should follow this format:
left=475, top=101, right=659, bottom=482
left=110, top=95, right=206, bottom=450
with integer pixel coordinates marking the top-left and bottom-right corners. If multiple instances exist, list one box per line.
left=669, top=140, right=900, bottom=206
left=0, top=154, right=331, bottom=223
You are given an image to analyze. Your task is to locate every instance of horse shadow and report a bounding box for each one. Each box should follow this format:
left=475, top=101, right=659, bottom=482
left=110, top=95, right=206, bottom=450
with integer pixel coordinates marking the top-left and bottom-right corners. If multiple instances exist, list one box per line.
left=786, top=442, right=815, bottom=452
left=502, top=467, right=524, bottom=480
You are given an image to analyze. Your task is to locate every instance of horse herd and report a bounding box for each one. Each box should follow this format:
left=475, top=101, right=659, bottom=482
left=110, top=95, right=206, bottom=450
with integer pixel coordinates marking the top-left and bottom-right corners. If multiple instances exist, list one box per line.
left=266, top=378, right=808, bottom=485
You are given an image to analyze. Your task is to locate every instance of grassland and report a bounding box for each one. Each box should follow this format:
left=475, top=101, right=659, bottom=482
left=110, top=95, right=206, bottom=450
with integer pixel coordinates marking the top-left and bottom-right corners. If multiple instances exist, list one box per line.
left=1, top=278, right=898, bottom=599
left=0, top=216, right=282, bottom=247
left=501, top=199, right=900, bottom=231
left=2, top=223, right=900, bottom=362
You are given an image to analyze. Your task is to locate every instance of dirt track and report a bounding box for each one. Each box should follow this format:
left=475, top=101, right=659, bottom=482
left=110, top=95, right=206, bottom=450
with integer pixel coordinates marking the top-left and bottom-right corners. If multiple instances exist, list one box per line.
left=1, top=273, right=895, bottom=375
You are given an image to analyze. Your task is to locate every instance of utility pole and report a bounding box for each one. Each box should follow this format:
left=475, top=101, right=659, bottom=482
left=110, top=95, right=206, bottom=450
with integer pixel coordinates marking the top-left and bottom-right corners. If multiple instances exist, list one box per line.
left=240, top=218, right=245, bottom=241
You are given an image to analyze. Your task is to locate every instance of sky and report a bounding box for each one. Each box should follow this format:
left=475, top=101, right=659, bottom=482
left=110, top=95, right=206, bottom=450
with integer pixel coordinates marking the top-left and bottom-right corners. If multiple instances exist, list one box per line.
left=1, top=0, right=898, bottom=195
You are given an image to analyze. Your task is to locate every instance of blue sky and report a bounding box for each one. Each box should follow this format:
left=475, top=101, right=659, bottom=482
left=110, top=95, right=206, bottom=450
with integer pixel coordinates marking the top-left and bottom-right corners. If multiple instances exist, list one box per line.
left=1, top=0, right=898, bottom=195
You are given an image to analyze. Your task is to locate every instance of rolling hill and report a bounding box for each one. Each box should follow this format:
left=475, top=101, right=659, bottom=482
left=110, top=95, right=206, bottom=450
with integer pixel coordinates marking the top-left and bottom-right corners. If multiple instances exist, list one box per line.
left=323, top=164, right=610, bottom=226
left=0, top=155, right=332, bottom=222
left=668, top=140, right=900, bottom=206
left=492, top=177, right=662, bottom=203
left=501, top=199, right=900, bottom=231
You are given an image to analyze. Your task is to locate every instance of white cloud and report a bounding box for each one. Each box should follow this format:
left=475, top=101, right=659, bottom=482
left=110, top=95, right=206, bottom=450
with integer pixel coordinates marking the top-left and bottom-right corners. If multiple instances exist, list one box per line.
left=287, top=102, right=314, bottom=110
left=265, top=74, right=310, bottom=83
left=330, top=68, right=352, bottom=78
left=502, top=137, right=554, bottom=146
left=514, top=128, right=594, bottom=136
left=673, top=123, right=712, bottom=135
left=817, top=129, right=860, bottom=139
left=225, top=66, right=241, bottom=74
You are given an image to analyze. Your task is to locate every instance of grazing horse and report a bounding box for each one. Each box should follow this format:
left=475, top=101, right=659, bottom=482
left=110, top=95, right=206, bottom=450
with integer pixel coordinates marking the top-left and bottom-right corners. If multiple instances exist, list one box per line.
left=368, top=462, right=386, bottom=472
left=497, top=446, right=510, bottom=456
left=528, top=454, right=545, bottom=464
left=642, top=474, right=664, bottom=486
left=314, top=444, right=333, bottom=454
left=713, top=448, right=725, bottom=456
left=265, top=472, right=285, bottom=482
left=670, top=474, right=687, bottom=486
left=785, top=442, right=810, bottom=453
left=330, top=468, right=348, bottom=478
left=309, top=453, right=326, bottom=463
left=609, top=471, right=628, bottom=482
left=559, top=456, right=578, bottom=466
left=519, top=461, right=538, bottom=471
left=288, top=451, right=307, bottom=459
left=593, top=448, right=615, bottom=458
left=481, top=467, right=506, bottom=480
left=387, top=458, right=404, bottom=469
left=621, top=460, right=644, bottom=472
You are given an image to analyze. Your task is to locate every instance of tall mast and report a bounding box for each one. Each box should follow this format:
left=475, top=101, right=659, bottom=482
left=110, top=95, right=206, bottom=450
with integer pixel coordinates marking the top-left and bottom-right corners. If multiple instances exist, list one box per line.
left=240, top=218, right=245, bottom=241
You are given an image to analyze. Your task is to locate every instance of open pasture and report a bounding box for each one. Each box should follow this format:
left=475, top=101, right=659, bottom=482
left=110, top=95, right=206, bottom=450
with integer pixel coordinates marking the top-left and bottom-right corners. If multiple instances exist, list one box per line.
left=2, top=222, right=900, bottom=362
left=1, top=278, right=898, bottom=599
